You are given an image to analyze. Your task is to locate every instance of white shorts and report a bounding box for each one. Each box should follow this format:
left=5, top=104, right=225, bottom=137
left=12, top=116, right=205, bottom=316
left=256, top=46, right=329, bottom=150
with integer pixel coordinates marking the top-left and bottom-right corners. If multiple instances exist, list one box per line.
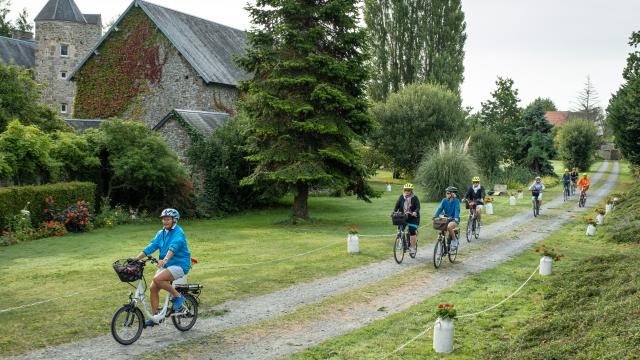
left=156, top=266, right=185, bottom=281
left=476, top=204, right=484, bottom=210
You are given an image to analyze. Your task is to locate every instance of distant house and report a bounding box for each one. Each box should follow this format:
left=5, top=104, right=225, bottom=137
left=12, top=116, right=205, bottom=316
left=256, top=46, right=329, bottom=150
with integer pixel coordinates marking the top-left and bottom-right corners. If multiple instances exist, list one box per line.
left=544, top=111, right=604, bottom=136
left=153, top=109, right=230, bottom=161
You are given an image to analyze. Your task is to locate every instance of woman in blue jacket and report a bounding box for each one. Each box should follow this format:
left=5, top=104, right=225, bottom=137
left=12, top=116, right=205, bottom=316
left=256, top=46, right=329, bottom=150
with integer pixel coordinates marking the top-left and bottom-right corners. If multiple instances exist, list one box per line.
left=433, top=186, right=461, bottom=250
left=134, top=208, right=191, bottom=327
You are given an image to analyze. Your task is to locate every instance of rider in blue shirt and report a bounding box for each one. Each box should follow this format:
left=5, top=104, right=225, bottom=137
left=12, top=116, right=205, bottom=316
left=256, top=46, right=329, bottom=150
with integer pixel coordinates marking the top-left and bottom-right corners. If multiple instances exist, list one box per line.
left=135, top=208, right=191, bottom=327
left=433, top=186, right=461, bottom=249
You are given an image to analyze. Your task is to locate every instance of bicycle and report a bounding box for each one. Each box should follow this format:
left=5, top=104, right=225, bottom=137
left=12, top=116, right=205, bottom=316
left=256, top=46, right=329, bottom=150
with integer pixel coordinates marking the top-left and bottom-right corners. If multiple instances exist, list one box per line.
left=111, top=256, right=203, bottom=345
left=432, top=216, right=459, bottom=269
left=464, top=200, right=480, bottom=242
left=563, top=182, right=570, bottom=202
left=391, top=211, right=418, bottom=264
left=532, top=190, right=541, bottom=217
left=578, top=189, right=587, bottom=207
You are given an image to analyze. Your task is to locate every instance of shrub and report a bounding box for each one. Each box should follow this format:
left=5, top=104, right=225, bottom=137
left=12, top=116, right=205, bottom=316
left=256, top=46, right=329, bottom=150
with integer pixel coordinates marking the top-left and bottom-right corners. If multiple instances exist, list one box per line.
left=0, top=120, right=56, bottom=185
left=49, top=131, right=101, bottom=182
left=0, top=182, right=96, bottom=229
left=468, top=129, right=501, bottom=177
left=490, top=165, right=534, bottom=190
left=541, top=175, right=559, bottom=189
left=416, top=140, right=478, bottom=202
left=556, top=119, right=599, bottom=171
left=371, top=83, right=467, bottom=176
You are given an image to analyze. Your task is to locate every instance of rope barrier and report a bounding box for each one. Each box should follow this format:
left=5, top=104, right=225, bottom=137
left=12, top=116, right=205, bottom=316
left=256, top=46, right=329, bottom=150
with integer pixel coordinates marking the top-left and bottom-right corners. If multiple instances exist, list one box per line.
left=0, top=284, right=108, bottom=314
left=380, top=264, right=540, bottom=358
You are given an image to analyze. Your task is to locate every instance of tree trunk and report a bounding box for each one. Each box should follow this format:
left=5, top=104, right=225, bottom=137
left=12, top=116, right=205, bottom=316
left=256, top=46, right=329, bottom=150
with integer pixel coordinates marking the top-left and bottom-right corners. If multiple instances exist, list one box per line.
left=292, top=182, right=309, bottom=222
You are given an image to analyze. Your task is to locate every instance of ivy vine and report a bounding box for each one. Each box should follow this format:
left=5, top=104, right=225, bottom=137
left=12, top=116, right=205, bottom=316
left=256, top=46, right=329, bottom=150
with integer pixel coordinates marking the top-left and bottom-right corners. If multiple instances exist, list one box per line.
left=74, top=7, right=169, bottom=119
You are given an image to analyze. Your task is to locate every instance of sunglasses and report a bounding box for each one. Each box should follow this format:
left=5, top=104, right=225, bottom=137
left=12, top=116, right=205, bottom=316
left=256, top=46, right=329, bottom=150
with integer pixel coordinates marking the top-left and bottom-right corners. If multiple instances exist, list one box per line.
left=446, top=191, right=452, bottom=194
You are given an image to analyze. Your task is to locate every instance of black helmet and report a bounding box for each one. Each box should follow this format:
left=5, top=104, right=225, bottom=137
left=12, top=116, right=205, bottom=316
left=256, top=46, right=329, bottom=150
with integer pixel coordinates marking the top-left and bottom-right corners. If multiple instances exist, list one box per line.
left=445, top=186, right=458, bottom=193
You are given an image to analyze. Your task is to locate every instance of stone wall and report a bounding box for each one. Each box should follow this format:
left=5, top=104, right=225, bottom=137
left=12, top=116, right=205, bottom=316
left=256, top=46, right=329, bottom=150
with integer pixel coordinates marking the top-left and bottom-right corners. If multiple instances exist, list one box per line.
left=125, top=44, right=238, bottom=129
left=155, top=116, right=193, bottom=162
left=35, top=20, right=101, bottom=116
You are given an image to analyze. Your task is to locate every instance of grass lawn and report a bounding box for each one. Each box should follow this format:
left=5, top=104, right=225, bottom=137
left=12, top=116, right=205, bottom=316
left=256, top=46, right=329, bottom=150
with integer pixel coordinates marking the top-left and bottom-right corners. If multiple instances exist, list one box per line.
left=0, top=163, right=603, bottom=356
left=283, top=161, right=636, bottom=359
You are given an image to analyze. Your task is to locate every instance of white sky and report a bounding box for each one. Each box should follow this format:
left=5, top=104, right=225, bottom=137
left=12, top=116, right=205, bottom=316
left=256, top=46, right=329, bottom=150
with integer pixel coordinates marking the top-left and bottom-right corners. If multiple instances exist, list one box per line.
left=9, top=0, right=640, bottom=112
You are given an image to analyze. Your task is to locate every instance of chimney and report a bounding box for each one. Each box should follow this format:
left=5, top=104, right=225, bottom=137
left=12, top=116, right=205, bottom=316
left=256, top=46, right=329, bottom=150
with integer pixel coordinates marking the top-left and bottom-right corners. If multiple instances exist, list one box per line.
left=12, top=30, right=34, bottom=42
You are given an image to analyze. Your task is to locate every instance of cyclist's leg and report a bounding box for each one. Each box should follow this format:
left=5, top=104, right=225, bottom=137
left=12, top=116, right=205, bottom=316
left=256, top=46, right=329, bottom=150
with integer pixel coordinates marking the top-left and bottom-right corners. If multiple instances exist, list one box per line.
left=475, top=204, right=482, bottom=222
left=447, top=220, right=457, bottom=241
left=408, top=224, right=418, bottom=251
left=152, top=269, right=181, bottom=304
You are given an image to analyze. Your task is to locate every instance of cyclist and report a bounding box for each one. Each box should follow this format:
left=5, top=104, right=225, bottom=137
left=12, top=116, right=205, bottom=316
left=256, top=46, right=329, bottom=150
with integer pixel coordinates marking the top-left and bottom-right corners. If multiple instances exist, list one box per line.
left=529, top=176, right=545, bottom=205
left=570, top=167, right=579, bottom=193
left=577, top=173, right=590, bottom=197
left=433, top=186, right=461, bottom=251
left=134, top=208, right=191, bottom=327
left=562, top=169, right=571, bottom=196
left=464, top=176, right=485, bottom=223
left=393, top=183, right=421, bottom=255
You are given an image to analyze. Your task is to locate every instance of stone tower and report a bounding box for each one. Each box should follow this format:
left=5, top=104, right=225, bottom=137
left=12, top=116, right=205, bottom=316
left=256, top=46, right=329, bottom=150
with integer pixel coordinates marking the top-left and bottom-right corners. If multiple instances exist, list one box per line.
left=34, top=0, right=101, bottom=116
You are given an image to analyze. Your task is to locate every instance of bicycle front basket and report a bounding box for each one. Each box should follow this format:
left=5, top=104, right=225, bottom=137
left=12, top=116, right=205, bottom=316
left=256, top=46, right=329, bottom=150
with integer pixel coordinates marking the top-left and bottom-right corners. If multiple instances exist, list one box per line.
left=433, top=217, right=448, bottom=231
left=113, top=259, right=143, bottom=283
left=391, top=211, right=407, bottom=225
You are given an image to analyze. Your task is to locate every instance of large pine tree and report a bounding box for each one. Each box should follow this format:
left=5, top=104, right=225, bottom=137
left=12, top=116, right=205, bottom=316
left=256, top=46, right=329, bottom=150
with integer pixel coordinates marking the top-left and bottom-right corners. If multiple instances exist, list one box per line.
left=237, top=0, right=375, bottom=221
left=364, top=0, right=466, bottom=101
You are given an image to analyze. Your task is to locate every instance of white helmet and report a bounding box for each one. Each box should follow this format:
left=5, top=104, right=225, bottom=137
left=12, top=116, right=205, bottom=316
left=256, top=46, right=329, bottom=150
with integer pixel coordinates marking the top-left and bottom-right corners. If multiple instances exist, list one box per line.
left=160, top=208, right=180, bottom=220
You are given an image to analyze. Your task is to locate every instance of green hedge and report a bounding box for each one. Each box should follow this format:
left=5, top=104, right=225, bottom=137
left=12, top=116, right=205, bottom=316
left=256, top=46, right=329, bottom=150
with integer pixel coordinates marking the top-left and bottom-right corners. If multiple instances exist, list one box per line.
left=0, top=182, right=96, bottom=229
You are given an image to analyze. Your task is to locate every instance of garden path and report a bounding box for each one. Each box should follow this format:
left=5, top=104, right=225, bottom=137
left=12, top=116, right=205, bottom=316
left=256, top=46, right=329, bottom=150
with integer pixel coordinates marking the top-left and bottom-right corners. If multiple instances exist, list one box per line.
left=9, top=161, right=617, bottom=360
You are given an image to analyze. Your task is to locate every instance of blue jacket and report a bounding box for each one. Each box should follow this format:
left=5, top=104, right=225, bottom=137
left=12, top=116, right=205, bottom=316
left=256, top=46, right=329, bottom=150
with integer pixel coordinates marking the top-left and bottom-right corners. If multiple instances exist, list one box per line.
left=144, top=224, right=191, bottom=274
left=434, top=197, right=461, bottom=223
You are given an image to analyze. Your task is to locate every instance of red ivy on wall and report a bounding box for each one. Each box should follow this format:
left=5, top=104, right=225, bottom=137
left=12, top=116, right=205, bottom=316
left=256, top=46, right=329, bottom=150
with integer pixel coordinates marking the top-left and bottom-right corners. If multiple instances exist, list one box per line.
left=74, top=7, right=169, bottom=119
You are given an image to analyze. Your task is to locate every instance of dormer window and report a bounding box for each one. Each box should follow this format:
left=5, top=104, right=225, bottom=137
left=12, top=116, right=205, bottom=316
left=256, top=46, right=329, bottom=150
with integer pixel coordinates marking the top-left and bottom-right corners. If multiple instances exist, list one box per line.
left=61, top=103, right=68, bottom=114
left=60, top=44, right=69, bottom=57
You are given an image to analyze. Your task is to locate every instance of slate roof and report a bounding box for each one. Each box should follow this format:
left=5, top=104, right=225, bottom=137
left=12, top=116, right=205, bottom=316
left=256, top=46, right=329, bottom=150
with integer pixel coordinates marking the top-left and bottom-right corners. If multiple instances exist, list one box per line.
left=35, top=0, right=88, bottom=23
left=70, top=0, right=249, bottom=87
left=83, top=14, right=102, bottom=26
left=64, top=118, right=105, bottom=132
left=153, top=109, right=230, bottom=135
left=0, top=36, right=35, bottom=68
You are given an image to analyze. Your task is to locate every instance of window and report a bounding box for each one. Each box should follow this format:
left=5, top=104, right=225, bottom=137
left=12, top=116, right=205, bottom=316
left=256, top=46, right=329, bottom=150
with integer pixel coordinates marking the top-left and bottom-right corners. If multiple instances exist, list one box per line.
left=61, top=103, right=68, bottom=114
left=60, top=44, right=69, bottom=57
left=60, top=71, right=67, bottom=79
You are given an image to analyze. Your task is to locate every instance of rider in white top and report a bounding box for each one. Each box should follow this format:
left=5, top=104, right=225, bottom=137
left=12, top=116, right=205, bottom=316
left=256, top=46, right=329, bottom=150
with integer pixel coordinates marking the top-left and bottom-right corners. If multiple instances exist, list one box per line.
left=528, top=176, right=545, bottom=202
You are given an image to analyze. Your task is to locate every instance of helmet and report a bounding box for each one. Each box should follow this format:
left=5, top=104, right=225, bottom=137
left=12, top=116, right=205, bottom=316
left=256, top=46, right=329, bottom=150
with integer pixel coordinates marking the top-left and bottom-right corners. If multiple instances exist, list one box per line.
left=582, top=173, right=588, bottom=177
left=564, top=168, right=569, bottom=172
left=535, top=176, right=541, bottom=180
left=472, top=176, right=480, bottom=182
left=160, top=208, right=180, bottom=220
left=403, top=183, right=414, bottom=191
left=445, top=186, right=458, bottom=193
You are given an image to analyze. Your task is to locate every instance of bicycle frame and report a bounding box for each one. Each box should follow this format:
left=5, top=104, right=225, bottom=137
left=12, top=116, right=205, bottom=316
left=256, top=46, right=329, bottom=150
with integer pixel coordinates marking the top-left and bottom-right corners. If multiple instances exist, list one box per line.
left=128, top=271, right=188, bottom=322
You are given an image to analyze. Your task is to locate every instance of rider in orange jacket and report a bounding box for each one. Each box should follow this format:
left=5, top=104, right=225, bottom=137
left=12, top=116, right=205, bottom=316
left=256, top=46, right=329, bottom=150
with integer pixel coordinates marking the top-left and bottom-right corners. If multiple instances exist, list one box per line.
left=577, top=173, right=590, bottom=191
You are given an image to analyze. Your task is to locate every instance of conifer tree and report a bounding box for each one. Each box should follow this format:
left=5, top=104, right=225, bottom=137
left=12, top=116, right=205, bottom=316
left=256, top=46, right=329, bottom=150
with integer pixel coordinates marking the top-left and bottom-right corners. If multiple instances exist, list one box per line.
left=237, top=0, right=375, bottom=221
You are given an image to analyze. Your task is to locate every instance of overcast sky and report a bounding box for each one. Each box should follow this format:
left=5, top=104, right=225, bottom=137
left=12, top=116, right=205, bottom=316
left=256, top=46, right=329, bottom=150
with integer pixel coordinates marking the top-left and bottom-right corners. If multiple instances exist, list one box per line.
left=9, top=0, right=640, bottom=112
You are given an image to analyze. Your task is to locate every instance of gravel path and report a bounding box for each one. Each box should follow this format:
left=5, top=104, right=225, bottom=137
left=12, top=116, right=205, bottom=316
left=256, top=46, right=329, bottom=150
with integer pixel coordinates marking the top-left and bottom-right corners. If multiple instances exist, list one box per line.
left=9, top=162, right=617, bottom=360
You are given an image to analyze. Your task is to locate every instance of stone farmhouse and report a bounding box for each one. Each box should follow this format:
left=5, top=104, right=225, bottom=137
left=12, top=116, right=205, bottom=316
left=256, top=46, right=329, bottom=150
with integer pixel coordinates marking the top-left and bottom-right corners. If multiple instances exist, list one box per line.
left=0, top=0, right=248, bottom=161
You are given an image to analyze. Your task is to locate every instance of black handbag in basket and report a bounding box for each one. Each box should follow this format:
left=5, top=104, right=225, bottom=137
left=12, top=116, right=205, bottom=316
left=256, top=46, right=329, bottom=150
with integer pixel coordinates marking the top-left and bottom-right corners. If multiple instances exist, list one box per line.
left=113, top=259, right=144, bottom=282
left=433, top=217, right=449, bottom=231
left=391, top=211, right=408, bottom=225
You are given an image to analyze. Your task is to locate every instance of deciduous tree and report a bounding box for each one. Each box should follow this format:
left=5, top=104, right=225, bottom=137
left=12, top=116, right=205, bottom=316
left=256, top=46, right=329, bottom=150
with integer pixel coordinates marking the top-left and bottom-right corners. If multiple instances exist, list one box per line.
left=479, top=77, right=522, bottom=161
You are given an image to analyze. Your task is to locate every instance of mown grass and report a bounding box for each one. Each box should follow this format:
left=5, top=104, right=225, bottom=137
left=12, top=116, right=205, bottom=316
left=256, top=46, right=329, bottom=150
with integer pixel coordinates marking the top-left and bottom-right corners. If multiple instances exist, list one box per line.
left=0, top=169, right=549, bottom=357
left=283, top=161, right=637, bottom=359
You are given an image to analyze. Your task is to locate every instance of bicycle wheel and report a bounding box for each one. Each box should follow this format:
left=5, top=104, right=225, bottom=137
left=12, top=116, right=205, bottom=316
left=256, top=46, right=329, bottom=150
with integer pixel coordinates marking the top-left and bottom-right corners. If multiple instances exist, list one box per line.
left=466, top=216, right=473, bottom=242
left=474, top=218, right=480, bottom=239
left=172, top=294, right=198, bottom=331
left=448, top=234, right=458, bottom=263
left=433, top=236, right=444, bottom=269
left=111, top=305, right=144, bottom=345
left=532, top=200, right=537, bottom=217
left=536, top=200, right=540, bottom=216
left=409, top=233, right=418, bottom=259
left=563, top=187, right=568, bottom=202
left=393, top=235, right=405, bottom=264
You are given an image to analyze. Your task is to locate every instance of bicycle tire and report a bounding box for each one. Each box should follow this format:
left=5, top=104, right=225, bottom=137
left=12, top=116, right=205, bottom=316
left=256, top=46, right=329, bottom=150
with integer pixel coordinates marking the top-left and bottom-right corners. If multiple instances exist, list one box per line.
left=532, top=200, right=537, bottom=217
left=409, top=232, right=418, bottom=259
left=474, top=218, right=480, bottom=239
left=111, top=305, right=144, bottom=345
left=536, top=200, right=540, bottom=216
left=466, top=216, right=473, bottom=242
left=172, top=294, right=198, bottom=331
left=393, top=235, right=405, bottom=264
left=433, top=236, right=444, bottom=269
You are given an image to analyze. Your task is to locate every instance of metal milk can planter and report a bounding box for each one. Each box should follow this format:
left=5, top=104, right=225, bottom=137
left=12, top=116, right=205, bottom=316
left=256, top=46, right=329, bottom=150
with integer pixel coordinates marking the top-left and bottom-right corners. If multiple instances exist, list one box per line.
left=486, top=203, right=494, bottom=215
left=509, top=196, right=517, bottom=206
left=596, top=214, right=605, bottom=225
left=605, top=204, right=613, bottom=214
left=586, top=224, right=596, bottom=236
left=539, top=256, right=553, bottom=276
left=433, top=318, right=454, bottom=353
left=347, top=234, right=360, bottom=254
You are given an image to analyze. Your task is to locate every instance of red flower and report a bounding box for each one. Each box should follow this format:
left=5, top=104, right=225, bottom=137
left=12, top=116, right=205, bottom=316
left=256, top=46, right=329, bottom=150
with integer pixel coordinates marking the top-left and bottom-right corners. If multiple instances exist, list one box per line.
left=438, top=304, right=443, bottom=309
left=191, top=258, right=198, bottom=264
left=535, top=249, right=540, bottom=253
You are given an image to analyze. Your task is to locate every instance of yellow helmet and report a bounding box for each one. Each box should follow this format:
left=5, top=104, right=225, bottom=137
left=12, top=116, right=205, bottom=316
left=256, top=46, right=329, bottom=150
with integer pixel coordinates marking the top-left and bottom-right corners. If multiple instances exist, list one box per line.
left=564, top=168, right=569, bottom=172
left=582, top=173, right=588, bottom=177
left=472, top=176, right=480, bottom=182
left=403, top=183, right=414, bottom=191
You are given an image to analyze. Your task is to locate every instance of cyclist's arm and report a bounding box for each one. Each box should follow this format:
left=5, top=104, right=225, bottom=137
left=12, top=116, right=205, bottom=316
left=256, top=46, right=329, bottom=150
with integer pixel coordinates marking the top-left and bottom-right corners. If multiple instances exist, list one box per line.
left=453, top=200, right=461, bottom=223
left=141, top=230, right=162, bottom=257
left=541, top=183, right=545, bottom=191
left=434, top=199, right=445, bottom=218
left=480, top=186, right=486, bottom=200
left=413, top=197, right=420, bottom=215
left=393, top=196, right=402, bottom=213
